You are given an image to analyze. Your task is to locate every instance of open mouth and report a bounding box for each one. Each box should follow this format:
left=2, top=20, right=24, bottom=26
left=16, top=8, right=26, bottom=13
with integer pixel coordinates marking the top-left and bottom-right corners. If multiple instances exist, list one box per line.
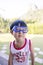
left=18, top=35, right=22, bottom=37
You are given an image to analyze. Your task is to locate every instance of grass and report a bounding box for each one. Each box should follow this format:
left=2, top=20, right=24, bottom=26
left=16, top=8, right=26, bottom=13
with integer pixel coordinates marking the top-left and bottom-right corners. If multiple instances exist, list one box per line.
left=32, top=36, right=43, bottom=51
left=0, top=42, right=9, bottom=54
left=35, top=62, right=43, bottom=65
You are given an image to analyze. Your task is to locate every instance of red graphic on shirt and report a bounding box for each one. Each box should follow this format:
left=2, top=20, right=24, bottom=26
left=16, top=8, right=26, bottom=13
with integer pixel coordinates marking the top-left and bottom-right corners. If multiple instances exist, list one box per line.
left=14, top=52, right=28, bottom=62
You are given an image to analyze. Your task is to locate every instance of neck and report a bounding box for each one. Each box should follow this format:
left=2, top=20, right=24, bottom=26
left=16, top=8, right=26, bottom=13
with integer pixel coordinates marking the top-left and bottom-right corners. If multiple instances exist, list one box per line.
left=15, top=38, right=25, bottom=48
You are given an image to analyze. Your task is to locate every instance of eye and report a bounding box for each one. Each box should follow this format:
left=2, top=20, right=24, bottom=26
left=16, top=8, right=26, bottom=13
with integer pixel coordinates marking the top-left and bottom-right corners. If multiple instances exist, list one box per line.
left=16, top=27, right=20, bottom=30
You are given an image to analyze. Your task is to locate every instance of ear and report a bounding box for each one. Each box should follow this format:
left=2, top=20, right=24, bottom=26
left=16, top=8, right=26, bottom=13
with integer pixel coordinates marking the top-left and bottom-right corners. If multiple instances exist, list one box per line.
left=10, top=30, right=13, bottom=35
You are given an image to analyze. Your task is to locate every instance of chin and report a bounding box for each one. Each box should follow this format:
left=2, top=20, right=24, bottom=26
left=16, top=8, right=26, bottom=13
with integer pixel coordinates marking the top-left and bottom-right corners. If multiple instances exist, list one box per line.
left=19, top=37, right=23, bottom=39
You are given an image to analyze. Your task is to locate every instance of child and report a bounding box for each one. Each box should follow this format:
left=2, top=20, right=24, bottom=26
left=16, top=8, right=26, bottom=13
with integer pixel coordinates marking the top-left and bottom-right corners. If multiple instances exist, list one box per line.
left=8, top=20, right=34, bottom=65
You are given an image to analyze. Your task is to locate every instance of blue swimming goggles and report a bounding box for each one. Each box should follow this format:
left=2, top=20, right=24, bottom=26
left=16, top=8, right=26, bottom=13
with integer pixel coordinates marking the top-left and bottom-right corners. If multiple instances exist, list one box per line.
left=12, top=26, right=28, bottom=33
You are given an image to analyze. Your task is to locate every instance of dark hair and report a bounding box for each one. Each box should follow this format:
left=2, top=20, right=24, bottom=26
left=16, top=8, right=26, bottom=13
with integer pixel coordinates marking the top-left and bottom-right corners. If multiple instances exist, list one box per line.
left=10, top=20, right=27, bottom=30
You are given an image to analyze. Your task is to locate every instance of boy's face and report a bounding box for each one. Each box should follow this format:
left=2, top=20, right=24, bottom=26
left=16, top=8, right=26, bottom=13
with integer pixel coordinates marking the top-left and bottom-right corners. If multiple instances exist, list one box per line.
left=12, top=27, right=27, bottom=40
left=13, top=30, right=26, bottom=40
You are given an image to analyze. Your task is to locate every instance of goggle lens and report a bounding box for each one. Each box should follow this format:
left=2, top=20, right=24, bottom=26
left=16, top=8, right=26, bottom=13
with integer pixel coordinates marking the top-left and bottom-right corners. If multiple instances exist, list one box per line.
left=12, top=26, right=28, bottom=33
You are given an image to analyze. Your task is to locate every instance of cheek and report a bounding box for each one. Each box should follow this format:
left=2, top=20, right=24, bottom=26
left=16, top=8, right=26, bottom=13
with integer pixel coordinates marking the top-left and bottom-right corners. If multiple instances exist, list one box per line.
left=13, top=33, right=18, bottom=38
left=23, top=33, right=26, bottom=37
left=15, top=33, right=18, bottom=37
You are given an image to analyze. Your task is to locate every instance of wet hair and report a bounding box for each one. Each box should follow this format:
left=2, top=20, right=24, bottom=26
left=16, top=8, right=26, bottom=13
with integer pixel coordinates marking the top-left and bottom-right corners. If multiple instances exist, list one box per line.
left=10, top=20, right=27, bottom=31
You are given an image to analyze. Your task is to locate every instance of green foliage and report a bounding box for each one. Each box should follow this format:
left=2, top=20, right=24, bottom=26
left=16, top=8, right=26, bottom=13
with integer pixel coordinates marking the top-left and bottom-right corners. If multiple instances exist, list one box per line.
left=0, top=17, right=43, bottom=34
left=28, top=23, right=43, bottom=34
left=0, top=17, right=10, bottom=33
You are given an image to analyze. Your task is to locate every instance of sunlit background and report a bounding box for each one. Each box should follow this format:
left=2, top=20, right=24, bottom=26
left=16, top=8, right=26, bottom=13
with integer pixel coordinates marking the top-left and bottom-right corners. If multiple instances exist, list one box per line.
left=0, top=0, right=43, bottom=19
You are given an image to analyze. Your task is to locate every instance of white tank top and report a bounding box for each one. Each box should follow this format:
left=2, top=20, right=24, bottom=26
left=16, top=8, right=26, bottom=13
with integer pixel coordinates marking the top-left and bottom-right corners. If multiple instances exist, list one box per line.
left=10, top=38, right=31, bottom=65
